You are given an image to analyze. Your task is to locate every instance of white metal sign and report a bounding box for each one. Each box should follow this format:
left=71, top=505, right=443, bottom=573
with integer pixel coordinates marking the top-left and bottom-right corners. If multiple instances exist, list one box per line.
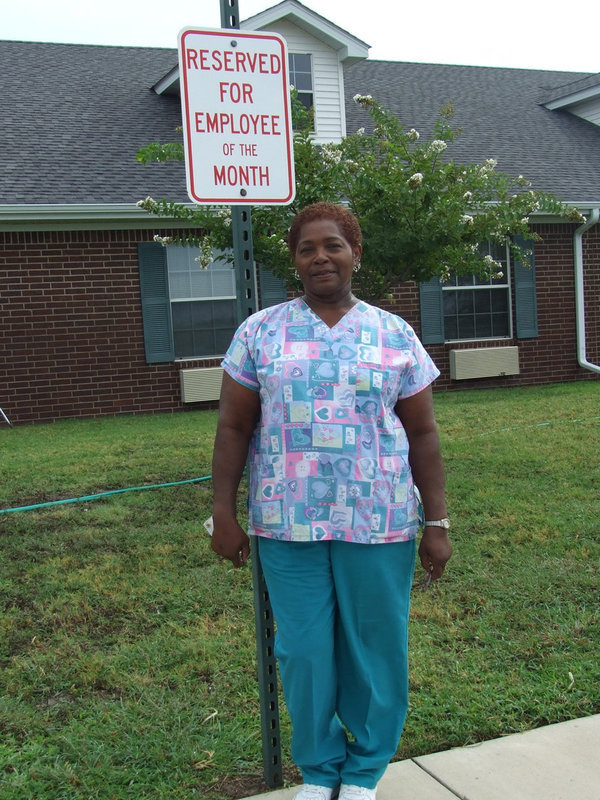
left=178, top=27, right=296, bottom=205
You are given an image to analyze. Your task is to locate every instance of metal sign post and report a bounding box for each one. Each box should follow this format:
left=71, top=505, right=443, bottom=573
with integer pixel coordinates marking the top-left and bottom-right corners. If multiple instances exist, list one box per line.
left=219, top=0, right=283, bottom=789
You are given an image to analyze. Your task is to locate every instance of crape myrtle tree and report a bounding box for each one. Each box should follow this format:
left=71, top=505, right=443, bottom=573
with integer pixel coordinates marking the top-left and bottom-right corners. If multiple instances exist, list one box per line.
left=137, top=91, right=584, bottom=302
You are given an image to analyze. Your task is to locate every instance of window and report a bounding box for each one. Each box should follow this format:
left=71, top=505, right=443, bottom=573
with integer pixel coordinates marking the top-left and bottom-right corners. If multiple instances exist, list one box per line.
left=442, top=241, right=511, bottom=341
left=288, top=53, right=313, bottom=111
left=138, top=242, right=288, bottom=364
left=166, top=246, right=237, bottom=358
left=419, top=237, right=538, bottom=345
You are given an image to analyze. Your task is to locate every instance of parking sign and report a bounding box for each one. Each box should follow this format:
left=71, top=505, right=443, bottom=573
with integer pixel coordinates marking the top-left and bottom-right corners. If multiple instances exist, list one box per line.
left=178, top=27, right=296, bottom=205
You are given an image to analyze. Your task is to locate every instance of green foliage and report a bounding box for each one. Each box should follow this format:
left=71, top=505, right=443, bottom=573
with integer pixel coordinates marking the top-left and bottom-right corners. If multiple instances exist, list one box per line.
left=136, top=92, right=584, bottom=301
left=136, top=141, right=184, bottom=164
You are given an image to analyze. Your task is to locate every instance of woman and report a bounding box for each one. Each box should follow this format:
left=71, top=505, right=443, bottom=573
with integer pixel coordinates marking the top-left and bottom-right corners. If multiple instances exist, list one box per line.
left=211, top=202, right=451, bottom=800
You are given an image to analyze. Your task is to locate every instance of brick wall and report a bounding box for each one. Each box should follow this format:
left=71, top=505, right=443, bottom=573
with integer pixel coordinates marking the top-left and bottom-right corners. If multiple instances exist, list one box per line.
left=0, top=223, right=598, bottom=426
left=0, top=229, right=219, bottom=425
left=408, top=223, right=600, bottom=391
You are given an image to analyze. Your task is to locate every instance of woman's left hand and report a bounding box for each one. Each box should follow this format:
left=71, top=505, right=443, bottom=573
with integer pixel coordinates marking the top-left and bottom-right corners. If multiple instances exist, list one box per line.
left=418, top=527, right=452, bottom=581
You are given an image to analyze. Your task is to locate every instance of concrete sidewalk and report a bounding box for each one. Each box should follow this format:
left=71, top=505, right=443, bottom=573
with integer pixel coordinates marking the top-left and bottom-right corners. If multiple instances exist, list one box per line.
left=241, top=715, right=600, bottom=799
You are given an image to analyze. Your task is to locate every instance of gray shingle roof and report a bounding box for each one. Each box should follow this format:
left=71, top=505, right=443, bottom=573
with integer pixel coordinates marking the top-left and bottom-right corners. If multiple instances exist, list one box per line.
left=2, top=41, right=600, bottom=207
left=344, top=60, right=600, bottom=203
left=541, top=72, right=600, bottom=105
left=1, top=41, right=188, bottom=204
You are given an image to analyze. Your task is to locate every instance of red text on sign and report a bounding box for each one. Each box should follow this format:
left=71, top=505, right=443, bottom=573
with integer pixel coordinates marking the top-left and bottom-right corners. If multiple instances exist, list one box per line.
left=185, top=48, right=282, bottom=74
left=194, top=112, right=281, bottom=136
left=219, top=82, right=254, bottom=103
left=214, top=164, right=270, bottom=186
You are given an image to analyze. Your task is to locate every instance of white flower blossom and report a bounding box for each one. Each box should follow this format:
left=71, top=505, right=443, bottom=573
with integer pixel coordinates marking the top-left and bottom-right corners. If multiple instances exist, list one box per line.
left=407, top=129, right=420, bottom=141
left=482, top=252, right=504, bottom=279
left=322, top=143, right=342, bottom=164
left=461, top=214, right=474, bottom=225
left=568, top=208, right=586, bottom=223
left=356, top=127, right=365, bottom=136
left=193, top=237, right=214, bottom=269
left=353, top=94, right=375, bottom=108
left=478, top=158, right=498, bottom=177
left=137, top=196, right=158, bottom=211
left=463, top=191, right=473, bottom=201
left=483, top=254, right=501, bottom=270
left=429, top=139, right=447, bottom=154
left=153, top=234, right=174, bottom=246
left=216, top=207, right=233, bottom=227
left=407, top=172, right=424, bottom=189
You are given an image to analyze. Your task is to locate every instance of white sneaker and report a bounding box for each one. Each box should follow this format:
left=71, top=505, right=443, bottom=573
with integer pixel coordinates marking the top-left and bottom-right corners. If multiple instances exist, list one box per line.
left=294, top=785, right=339, bottom=800
left=339, top=785, right=377, bottom=800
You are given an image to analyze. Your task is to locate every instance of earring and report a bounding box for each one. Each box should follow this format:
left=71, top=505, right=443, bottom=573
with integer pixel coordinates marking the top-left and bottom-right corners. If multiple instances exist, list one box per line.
left=353, top=261, right=361, bottom=273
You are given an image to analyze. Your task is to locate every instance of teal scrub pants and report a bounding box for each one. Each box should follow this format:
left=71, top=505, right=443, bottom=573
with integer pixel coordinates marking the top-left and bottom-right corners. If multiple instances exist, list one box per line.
left=257, top=536, right=417, bottom=790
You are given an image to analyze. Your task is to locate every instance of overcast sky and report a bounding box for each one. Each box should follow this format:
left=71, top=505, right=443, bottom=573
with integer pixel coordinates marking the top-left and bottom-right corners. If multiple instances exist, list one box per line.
left=3, top=0, right=599, bottom=74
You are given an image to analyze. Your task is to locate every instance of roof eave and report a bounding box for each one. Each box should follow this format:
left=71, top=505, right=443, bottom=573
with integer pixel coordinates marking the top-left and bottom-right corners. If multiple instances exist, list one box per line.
left=152, top=65, right=180, bottom=96
left=0, top=203, right=198, bottom=232
left=543, top=85, right=600, bottom=110
left=2, top=203, right=598, bottom=233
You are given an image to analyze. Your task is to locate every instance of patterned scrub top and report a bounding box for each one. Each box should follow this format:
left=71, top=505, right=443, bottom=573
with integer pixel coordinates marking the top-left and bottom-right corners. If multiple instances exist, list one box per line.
left=222, top=298, right=440, bottom=544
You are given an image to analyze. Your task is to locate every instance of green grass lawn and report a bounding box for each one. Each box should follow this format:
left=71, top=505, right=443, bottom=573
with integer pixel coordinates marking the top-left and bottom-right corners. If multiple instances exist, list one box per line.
left=1, top=381, right=599, bottom=799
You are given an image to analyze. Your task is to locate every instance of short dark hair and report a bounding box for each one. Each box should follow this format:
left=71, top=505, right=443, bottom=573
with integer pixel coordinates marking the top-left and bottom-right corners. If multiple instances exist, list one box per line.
left=287, top=202, right=362, bottom=253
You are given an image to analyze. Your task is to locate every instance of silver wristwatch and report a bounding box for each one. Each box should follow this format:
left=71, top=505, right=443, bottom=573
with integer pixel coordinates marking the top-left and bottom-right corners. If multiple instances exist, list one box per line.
left=424, top=518, right=451, bottom=530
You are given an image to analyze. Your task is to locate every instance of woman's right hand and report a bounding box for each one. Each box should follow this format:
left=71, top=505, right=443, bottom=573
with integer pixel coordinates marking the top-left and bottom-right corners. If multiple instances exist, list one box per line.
left=211, top=516, right=250, bottom=568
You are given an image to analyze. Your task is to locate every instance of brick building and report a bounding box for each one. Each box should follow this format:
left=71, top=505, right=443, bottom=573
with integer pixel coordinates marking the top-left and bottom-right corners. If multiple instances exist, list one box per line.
left=1, top=0, right=599, bottom=425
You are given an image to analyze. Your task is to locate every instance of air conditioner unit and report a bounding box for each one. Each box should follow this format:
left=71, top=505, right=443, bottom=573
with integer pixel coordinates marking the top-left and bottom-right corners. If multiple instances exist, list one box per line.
left=180, top=367, right=224, bottom=402
left=449, top=347, right=519, bottom=380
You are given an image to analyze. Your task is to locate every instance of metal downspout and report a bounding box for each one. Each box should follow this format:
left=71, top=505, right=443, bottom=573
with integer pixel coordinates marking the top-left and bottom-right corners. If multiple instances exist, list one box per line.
left=573, top=207, right=600, bottom=374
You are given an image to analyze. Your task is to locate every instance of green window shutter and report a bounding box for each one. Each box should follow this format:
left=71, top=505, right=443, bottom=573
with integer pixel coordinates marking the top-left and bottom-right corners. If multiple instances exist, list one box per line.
left=258, top=263, right=288, bottom=308
left=513, top=237, right=538, bottom=339
left=419, top=276, right=445, bottom=344
left=138, top=242, right=175, bottom=363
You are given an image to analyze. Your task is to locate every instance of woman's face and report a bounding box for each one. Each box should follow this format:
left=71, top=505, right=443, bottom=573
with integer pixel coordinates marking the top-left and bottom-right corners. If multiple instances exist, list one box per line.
left=294, top=218, right=361, bottom=301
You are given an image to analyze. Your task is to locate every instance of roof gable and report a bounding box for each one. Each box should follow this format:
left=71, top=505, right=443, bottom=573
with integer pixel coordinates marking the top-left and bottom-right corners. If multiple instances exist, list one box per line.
left=153, top=0, right=369, bottom=97
left=241, top=0, right=369, bottom=64
left=541, top=72, right=600, bottom=127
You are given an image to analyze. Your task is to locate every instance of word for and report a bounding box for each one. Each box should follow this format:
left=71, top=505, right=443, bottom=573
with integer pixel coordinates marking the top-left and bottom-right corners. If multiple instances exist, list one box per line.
left=185, top=48, right=282, bottom=75
left=218, top=82, right=253, bottom=103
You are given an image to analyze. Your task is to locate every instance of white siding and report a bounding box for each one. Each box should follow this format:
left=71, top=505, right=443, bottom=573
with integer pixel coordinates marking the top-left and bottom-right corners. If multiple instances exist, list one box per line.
left=569, top=97, right=600, bottom=127
left=259, top=19, right=346, bottom=144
